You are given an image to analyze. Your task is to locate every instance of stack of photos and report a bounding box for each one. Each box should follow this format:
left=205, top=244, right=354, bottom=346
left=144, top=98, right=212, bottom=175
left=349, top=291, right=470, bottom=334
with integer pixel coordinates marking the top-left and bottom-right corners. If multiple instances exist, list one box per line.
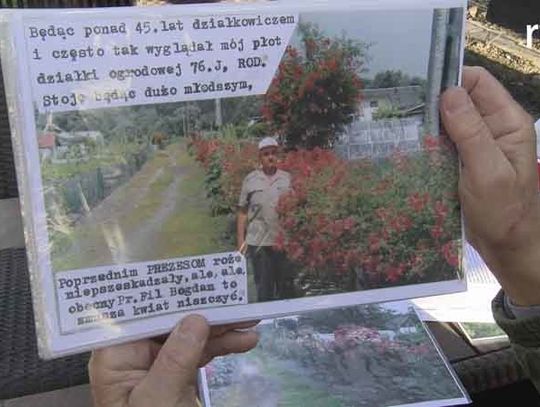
left=0, top=0, right=467, bottom=357
left=200, top=302, right=470, bottom=407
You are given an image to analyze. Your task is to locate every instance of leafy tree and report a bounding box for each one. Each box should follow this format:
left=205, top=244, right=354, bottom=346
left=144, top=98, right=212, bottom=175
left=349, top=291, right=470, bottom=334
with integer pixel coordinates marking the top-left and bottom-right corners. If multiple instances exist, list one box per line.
left=221, top=95, right=263, bottom=127
left=369, top=69, right=426, bottom=89
left=370, top=70, right=408, bottom=88
left=262, top=23, right=368, bottom=149
left=409, top=76, right=427, bottom=87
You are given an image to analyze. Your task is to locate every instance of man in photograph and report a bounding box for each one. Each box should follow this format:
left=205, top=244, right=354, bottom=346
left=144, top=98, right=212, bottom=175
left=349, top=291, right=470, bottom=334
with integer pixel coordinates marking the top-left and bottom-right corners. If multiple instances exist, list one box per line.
left=237, top=137, right=294, bottom=302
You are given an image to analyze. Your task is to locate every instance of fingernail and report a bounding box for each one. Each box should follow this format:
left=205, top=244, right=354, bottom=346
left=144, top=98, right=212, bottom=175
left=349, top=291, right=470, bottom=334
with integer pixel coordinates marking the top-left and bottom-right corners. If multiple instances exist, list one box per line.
left=443, top=87, right=472, bottom=115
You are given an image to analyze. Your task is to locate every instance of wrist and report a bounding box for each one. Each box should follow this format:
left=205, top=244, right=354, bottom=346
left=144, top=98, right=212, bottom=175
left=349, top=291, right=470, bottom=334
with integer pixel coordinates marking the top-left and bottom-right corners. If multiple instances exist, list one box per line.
left=505, top=293, right=540, bottom=318
left=470, top=197, right=540, bottom=306
left=483, top=239, right=540, bottom=306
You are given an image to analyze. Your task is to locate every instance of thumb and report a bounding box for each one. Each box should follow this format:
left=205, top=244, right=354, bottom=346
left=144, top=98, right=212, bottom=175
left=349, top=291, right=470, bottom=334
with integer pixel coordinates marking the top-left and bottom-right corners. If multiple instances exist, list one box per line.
left=440, top=87, right=509, bottom=185
left=136, top=315, right=210, bottom=405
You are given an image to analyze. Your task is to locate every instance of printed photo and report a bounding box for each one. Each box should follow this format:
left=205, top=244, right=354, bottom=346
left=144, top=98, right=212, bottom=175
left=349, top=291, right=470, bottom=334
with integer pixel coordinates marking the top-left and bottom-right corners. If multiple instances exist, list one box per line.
left=200, top=302, right=469, bottom=407
left=37, top=6, right=465, bottom=307
left=459, top=322, right=507, bottom=343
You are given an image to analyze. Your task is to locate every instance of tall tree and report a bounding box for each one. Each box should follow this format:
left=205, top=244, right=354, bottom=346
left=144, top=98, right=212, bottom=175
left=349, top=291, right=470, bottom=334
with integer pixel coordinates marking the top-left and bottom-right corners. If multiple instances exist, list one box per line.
left=262, top=23, right=368, bottom=149
left=370, top=70, right=409, bottom=88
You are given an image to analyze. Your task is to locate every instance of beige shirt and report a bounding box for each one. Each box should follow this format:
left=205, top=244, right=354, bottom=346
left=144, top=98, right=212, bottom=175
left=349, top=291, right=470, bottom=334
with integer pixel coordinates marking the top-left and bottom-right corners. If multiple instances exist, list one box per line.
left=238, top=169, right=291, bottom=246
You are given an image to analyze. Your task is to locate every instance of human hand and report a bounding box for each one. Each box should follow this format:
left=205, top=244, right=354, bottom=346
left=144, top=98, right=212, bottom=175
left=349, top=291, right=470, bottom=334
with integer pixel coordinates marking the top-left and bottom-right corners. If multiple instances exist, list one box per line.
left=89, top=315, right=259, bottom=407
left=237, top=241, right=247, bottom=256
left=440, top=66, right=540, bottom=306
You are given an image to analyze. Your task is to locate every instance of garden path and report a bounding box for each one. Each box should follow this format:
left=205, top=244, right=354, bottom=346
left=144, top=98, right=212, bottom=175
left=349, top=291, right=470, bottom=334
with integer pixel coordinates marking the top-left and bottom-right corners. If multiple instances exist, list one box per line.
left=52, top=141, right=228, bottom=271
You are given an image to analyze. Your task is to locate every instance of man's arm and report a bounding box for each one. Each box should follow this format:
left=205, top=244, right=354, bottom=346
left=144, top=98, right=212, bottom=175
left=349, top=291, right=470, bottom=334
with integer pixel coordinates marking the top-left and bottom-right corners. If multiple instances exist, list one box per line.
left=237, top=207, right=248, bottom=254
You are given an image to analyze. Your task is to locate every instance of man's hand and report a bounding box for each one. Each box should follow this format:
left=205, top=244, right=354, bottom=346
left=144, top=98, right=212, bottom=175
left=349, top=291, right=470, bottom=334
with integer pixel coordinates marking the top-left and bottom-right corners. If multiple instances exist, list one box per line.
left=237, top=242, right=247, bottom=256
left=89, top=315, right=258, bottom=407
left=440, top=66, right=540, bottom=306
left=237, top=208, right=248, bottom=255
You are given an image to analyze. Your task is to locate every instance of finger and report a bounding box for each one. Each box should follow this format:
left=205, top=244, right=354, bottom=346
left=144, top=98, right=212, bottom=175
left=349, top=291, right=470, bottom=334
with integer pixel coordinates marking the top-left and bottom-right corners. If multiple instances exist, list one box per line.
left=440, top=86, right=511, bottom=184
left=210, top=320, right=260, bottom=337
left=90, top=339, right=160, bottom=377
left=462, top=66, right=530, bottom=138
left=140, top=315, right=210, bottom=398
left=90, top=340, right=161, bottom=407
left=200, top=330, right=259, bottom=366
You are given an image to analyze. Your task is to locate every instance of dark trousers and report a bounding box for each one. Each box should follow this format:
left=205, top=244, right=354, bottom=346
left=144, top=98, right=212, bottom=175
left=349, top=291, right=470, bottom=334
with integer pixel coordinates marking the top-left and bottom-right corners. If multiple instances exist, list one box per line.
left=248, top=245, right=295, bottom=302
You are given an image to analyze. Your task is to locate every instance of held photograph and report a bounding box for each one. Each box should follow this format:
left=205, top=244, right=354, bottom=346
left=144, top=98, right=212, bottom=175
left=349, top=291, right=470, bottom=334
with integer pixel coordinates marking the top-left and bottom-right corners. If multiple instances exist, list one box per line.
left=199, top=302, right=469, bottom=407
left=34, top=4, right=465, bottom=314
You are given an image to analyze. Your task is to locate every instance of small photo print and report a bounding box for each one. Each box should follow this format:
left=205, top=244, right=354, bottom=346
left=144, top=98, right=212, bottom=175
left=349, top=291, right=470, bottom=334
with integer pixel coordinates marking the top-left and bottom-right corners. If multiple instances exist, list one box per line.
left=459, top=322, right=507, bottom=342
left=200, top=302, right=469, bottom=407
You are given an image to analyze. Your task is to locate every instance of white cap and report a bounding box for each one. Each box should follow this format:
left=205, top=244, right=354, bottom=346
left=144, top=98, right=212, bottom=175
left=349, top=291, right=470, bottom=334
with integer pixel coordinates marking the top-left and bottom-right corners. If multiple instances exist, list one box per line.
left=258, top=136, right=279, bottom=150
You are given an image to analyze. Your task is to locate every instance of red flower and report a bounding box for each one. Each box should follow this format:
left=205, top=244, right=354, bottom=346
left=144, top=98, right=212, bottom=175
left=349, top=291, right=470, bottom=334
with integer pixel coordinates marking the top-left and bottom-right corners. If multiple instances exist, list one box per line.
left=342, top=217, right=356, bottom=231
left=423, top=135, right=440, bottom=150
left=441, top=241, right=459, bottom=267
left=407, top=192, right=429, bottom=213
left=434, top=201, right=449, bottom=221
left=430, top=225, right=444, bottom=240
left=386, top=264, right=406, bottom=283
left=368, top=234, right=381, bottom=253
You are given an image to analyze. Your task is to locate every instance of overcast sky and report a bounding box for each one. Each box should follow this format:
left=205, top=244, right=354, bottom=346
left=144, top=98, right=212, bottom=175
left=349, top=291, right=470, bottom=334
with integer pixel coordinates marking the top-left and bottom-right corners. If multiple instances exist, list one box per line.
left=298, top=9, right=434, bottom=79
